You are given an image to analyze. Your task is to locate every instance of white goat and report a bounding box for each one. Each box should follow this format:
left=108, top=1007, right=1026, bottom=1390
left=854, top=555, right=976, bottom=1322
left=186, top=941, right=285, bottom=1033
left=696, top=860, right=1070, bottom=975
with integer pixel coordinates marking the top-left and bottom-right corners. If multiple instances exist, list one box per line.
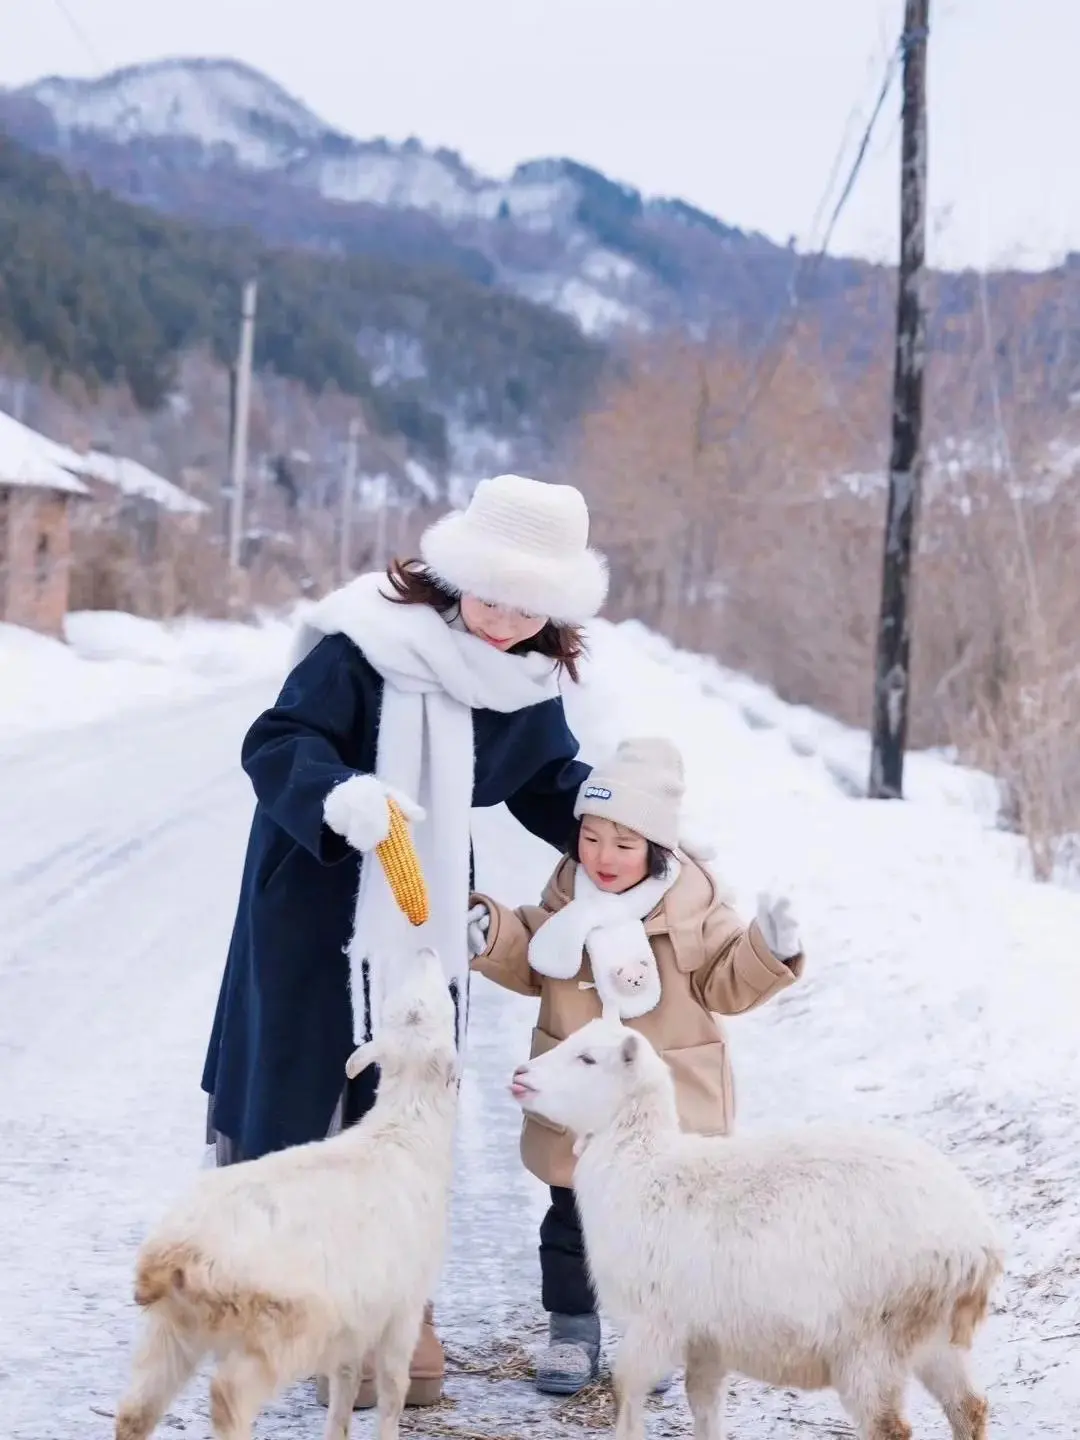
left=511, top=1018, right=1004, bottom=1440
left=114, top=946, right=460, bottom=1440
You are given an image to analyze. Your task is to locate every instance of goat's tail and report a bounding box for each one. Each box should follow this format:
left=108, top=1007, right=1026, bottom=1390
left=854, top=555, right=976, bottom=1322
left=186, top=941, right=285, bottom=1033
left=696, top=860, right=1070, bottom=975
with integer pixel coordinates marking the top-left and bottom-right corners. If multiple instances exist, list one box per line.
left=133, top=1241, right=204, bottom=1308
left=949, top=1245, right=1004, bottom=1348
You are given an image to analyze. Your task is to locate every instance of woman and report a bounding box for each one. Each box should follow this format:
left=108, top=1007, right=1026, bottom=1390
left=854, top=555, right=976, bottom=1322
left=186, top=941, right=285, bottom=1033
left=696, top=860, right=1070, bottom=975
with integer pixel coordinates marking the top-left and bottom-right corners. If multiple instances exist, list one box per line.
left=200, top=473, right=607, bottom=1407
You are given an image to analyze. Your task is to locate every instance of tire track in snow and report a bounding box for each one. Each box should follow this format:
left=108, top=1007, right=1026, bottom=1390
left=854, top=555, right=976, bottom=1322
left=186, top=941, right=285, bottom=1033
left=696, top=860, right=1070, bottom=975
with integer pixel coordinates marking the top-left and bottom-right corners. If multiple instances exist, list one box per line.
left=0, top=688, right=257, bottom=950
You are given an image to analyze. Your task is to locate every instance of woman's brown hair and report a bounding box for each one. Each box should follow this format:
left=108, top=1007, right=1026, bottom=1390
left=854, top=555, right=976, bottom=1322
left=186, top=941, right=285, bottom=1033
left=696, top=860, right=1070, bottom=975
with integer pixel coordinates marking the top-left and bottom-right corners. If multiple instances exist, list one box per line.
left=385, top=558, right=585, bottom=683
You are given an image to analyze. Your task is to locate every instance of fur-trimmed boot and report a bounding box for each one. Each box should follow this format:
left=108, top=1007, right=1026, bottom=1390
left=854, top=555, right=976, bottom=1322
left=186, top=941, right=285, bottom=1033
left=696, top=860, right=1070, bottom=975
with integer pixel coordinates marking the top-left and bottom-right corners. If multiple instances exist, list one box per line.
left=315, top=1302, right=445, bottom=1409
left=533, top=1314, right=673, bottom=1398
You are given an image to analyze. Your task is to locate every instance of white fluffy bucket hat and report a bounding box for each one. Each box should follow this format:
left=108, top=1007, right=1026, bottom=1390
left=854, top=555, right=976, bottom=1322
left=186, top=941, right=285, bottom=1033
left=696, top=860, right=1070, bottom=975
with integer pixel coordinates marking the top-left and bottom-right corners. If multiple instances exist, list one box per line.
left=419, top=473, right=608, bottom=624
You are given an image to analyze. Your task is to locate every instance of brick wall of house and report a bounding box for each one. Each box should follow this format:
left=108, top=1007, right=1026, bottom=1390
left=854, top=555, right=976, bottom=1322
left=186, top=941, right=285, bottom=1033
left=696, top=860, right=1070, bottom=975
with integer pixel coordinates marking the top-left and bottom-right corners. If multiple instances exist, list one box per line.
left=0, top=487, right=73, bottom=637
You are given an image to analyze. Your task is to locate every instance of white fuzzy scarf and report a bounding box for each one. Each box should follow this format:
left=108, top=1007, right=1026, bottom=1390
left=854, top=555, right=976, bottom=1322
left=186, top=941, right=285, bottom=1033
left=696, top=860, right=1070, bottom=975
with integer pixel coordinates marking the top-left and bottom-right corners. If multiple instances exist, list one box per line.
left=292, top=572, right=560, bottom=1045
left=528, top=860, right=681, bottom=1020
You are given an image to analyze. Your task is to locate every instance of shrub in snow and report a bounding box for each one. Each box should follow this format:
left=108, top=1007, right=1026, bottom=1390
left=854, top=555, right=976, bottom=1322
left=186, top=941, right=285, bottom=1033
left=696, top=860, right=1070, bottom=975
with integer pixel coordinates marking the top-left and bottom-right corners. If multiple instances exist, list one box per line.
left=512, top=1018, right=1004, bottom=1440
left=114, top=946, right=459, bottom=1440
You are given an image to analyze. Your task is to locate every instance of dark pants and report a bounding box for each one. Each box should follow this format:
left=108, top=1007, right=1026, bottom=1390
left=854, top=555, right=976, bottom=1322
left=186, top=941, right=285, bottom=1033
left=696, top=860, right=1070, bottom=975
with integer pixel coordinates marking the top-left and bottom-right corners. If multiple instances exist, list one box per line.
left=342, top=1063, right=381, bottom=1128
left=539, top=1186, right=597, bottom=1316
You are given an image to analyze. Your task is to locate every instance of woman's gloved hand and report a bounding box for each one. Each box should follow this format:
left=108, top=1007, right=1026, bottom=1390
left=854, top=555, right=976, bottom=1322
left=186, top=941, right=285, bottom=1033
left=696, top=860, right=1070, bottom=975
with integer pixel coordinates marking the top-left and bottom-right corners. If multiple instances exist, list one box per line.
left=324, top=774, right=425, bottom=853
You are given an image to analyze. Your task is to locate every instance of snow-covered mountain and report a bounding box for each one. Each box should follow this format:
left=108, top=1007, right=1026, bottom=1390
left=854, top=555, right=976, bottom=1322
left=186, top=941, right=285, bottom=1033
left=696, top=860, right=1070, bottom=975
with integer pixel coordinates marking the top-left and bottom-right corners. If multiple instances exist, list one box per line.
left=6, top=56, right=1080, bottom=503
left=15, top=59, right=698, bottom=226
left=22, top=58, right=328, bottom=169
left=2, top=57, right=808, bottom=339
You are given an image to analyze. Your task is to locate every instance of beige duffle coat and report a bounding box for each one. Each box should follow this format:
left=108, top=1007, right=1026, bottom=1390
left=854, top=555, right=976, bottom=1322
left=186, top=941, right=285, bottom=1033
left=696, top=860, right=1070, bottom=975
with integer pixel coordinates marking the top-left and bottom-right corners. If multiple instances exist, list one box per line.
left=471, top=854, right=805, bottom=1188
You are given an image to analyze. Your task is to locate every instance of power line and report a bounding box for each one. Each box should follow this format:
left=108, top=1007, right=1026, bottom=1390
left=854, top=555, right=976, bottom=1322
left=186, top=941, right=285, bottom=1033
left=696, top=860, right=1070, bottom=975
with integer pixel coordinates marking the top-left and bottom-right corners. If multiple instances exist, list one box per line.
left=723, top=31, right=904, bottom=443
left=49, top=0, right=106, bottom=71
left=817, top=44, right=902, bottom=258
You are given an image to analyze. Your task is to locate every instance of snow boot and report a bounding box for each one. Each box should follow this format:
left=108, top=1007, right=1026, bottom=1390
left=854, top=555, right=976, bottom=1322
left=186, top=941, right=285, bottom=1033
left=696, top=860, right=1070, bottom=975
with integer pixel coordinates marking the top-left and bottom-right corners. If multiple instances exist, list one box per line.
left=535, top=1311, right=601, bottom=1396
left=315, top=1302, right=445, bottom=1409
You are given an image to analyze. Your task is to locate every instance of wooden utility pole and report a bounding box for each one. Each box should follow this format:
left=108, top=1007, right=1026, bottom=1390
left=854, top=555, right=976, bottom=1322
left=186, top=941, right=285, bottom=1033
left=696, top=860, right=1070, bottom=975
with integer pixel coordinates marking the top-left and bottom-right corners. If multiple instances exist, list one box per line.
left=227, top=278, right=258, bottom=573
left=868, top=0, right=929, bottom=799
left=338, top=415, right=362, bottom=584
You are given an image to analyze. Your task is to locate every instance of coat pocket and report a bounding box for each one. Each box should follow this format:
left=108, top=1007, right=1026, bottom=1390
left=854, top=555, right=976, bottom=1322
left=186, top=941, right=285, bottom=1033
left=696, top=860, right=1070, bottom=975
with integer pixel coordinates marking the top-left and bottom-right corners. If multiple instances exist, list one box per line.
left=256, top=835, right=295, bottom=895
left=526, top=1026, right=568, bottom=1136
left=660, top=1040, right=734, bottom=1137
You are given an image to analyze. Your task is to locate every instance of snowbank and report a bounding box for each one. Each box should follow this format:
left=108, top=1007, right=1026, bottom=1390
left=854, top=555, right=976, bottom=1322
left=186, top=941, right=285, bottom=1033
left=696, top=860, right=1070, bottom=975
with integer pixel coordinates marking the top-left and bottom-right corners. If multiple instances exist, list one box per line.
left=0, top=610, right=296, bottom=741
left=576, top=624, right=1008, bottom=829
left=569, top=619, right=1004, bottom=824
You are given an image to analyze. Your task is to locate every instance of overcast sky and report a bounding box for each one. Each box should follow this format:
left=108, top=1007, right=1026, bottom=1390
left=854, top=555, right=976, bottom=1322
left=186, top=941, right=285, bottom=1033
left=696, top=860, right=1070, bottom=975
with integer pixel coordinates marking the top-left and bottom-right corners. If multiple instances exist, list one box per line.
left=5, top=0, right=1079, bottom=271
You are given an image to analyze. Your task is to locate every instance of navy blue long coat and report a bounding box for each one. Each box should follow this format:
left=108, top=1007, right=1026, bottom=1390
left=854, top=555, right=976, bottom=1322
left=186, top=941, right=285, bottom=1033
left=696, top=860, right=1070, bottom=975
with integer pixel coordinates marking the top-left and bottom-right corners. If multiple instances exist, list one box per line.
left=201, top=630, right=589, bottom=1162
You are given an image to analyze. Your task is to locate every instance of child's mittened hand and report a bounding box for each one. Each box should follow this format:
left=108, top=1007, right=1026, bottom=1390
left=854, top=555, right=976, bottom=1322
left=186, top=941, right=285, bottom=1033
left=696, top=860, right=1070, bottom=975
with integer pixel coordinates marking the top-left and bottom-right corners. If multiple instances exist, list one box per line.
left=467, top=902, right=491, bottom=958
left=755, top=891, right=802, bottom=961
left=324, top=774, right=425, bottom=853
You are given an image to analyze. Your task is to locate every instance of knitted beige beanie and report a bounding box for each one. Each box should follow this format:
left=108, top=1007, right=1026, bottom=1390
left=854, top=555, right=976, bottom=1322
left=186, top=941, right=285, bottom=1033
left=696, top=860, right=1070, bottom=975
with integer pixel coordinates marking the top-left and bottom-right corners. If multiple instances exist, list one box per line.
left=574, top=737, right=685, bottom=850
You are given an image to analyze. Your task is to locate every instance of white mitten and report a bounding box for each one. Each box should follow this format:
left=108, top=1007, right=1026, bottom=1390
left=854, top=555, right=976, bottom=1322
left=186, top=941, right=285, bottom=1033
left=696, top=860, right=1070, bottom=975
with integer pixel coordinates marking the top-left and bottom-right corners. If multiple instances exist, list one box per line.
left=323, top=774, right=425, bottom=854
left=467, top=902, right=491, bottom=958
left=755, top=891, right=802, bottom=961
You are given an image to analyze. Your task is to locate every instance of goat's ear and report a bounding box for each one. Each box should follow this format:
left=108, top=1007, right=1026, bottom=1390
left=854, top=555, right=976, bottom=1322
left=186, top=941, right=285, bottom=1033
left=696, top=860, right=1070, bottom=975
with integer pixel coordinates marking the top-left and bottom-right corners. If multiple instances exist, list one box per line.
left=619, top=1033, right=640, bottom=1067
left=344, top=1040, right=381, bottom=1079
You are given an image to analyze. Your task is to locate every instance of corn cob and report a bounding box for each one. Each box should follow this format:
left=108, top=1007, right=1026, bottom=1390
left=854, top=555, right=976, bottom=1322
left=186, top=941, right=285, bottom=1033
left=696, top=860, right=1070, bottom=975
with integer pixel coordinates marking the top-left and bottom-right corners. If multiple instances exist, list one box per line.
left=375, top=797, right=430, bottom=926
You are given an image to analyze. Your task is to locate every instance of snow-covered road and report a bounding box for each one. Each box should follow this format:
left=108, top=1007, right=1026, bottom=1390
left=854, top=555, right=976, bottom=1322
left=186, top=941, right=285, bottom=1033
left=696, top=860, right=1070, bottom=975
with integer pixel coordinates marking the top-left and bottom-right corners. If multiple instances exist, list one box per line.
left=0, top=676, right=566, bottom=1440
left=0, top=684, right=272, bottom=1437
left=1, top=626, right=1078, bottom=1438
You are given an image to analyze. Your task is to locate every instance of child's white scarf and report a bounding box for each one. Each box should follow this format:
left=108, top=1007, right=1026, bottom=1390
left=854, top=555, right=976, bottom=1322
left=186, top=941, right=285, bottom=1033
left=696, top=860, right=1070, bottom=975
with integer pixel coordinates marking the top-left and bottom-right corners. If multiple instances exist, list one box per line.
left=292, top=572, right=559, bottom=1046
left=527, top=859, right=682, bottom=1019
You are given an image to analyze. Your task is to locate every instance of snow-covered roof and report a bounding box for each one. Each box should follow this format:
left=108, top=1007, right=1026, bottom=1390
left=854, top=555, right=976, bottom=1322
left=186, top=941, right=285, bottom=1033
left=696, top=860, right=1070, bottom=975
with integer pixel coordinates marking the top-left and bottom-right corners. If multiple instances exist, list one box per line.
left=0, top=410, right=90, bottom=496
left=0, top=407, right=206, bottom=513
left=69, top=451, right=208, bottom=515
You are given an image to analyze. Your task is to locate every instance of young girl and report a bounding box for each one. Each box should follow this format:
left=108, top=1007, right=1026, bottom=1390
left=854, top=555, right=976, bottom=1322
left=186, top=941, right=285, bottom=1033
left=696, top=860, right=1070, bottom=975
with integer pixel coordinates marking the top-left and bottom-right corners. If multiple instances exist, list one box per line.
left=468, top=736, right=805, bottom=1396
left=200, top=473, right=608, bottom=1407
